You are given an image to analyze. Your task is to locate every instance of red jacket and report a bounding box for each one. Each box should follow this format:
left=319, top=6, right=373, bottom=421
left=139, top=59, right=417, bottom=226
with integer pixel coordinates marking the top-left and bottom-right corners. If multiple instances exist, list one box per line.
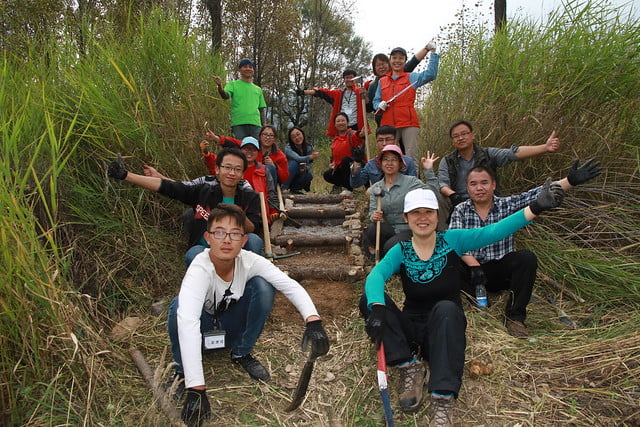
left=313, top=87, right=366, bottom=137
left=379, top=72, right=419, bottom=128
left=216, top=135, right=290, bottom=185
left=331, top=131, right=365, bottom=164
left=258, top=147, right=289, bottom=184
left=243, top=162, right=278, bottom=223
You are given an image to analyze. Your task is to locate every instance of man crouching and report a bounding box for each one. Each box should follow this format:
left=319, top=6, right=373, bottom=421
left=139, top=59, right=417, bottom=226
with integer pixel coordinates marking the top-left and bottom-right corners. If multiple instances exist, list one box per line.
left=167, top=203, right=329, bottom=425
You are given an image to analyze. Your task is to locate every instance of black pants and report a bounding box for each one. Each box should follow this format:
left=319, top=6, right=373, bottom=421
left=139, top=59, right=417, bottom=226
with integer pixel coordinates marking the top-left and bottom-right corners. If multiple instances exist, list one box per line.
left=359, top=294, right=467, bottom=397
left=323, top=157, right=353, bottom=190
left=462, top=250, right=538, bottom=322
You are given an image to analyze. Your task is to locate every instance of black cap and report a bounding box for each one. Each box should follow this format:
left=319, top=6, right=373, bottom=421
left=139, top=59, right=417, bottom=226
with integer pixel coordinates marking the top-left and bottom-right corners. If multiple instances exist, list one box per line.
left=389, top=47, right=407, bottom=57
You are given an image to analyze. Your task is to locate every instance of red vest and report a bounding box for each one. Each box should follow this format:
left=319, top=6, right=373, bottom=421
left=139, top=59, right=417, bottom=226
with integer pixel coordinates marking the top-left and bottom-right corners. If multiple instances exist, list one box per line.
left=379, top=72, right=419, bottom=128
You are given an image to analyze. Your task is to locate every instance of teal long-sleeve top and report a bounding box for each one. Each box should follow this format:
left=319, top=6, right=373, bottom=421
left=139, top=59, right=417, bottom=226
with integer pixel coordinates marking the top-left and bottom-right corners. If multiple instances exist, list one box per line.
left=364, top=209, right=532, bottom=310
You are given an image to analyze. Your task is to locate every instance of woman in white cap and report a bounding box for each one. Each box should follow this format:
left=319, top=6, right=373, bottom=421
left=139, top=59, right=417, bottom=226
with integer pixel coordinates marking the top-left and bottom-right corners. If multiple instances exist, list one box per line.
left=362, top=144, right=438, bottom=259
left=360, top=182, right=564, bottom=424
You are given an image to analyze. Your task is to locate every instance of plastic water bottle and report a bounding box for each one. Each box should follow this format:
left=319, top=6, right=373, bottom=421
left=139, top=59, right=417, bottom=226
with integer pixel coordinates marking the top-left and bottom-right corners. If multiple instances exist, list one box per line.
left=475, top=284, right=488, bottom=308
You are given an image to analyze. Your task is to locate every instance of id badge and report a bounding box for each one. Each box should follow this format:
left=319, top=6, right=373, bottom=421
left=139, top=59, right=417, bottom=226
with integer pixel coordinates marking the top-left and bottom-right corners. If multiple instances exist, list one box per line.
left=203, top=330, right=225, bottom=350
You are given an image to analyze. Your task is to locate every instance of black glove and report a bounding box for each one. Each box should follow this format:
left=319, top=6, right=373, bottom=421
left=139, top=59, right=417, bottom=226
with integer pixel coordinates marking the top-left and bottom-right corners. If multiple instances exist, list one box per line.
left=567, top=158, right=603, bottom=186
left=365, top=305, right=387, bottom=347
left=107, top=153, right=128, bottom=180
left=529, top=178, right=565, bottom=215
left=295, top=88, right=305, bottom=96
left=449, top=193, right=466, bottom=207
left=469, top=266, right=487, bottom=286
left=302, top=320, right=330, bottom=359
left=181, top=388, right=211, bottom=427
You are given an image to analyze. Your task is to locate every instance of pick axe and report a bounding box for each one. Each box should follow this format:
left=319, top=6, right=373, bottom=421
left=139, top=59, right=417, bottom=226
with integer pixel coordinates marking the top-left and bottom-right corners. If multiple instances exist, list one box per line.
left=371, top=186, right=384, bottom=264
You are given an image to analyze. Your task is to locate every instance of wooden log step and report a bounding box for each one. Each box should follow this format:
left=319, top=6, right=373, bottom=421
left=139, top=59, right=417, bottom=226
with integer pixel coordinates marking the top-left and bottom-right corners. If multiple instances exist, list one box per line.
left=281, top=265, right=364, bottom=281
left=285, top=194, right=348, bottom=204
left=287, top=205, right=353, bottom=219
left=273, top=233, right=350, bottom=247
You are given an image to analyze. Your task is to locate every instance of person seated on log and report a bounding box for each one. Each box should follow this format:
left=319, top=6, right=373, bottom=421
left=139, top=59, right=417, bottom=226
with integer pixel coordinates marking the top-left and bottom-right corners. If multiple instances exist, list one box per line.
left=449, top=159, right=602, bottom=338
left=167, top=203, right=329, bottom=426
left=322, top=112, right=367, bottom=196
left=364, top=40, right=433, bottom=125
left=283, top=126, right=319, bottom=194
left=360, top=184, right=565, bottom=420
left=362, top=145, right=438, bottom=259
left=296, top=68, right=365, bottom=137
left=349, top=125, right=417, bottom=189
left=107, top=147, right=264, bottom=266
left=438, top=120, right=562, bottom=216
left=258, top=125, right=289, bottom=186
left=199, top=130, right=280, bottom=223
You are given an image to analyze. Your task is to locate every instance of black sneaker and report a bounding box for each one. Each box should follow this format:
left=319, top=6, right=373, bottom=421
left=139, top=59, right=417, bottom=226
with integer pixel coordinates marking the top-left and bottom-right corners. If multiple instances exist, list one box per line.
left=231, top=354, right=270, bottom=381
left=163, top=372, right=185, bottom=400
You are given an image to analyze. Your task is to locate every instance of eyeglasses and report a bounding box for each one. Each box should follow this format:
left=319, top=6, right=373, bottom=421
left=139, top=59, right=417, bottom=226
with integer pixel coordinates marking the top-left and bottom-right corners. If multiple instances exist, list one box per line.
left=261, top=133, right=276, bottom=138
left=207, top=230, right=245, bottom=241
left=381, top=156, right=399, bottom=163
left=376, top=137, right=396, bottom=143
left=451, top=131, right=471, bottom=139
left=219, top=164, right=244, bottom=174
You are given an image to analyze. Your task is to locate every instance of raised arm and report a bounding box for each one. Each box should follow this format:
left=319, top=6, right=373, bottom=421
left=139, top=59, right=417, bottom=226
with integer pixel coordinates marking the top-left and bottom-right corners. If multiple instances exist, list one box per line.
left=213, top=75, right=229, bottom=99
left=514, top=130, right=561, bottom=159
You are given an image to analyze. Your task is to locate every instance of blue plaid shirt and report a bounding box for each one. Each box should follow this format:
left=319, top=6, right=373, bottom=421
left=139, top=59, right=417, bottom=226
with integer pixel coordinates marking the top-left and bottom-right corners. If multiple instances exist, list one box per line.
left=448, top=186, right=542, bottom=263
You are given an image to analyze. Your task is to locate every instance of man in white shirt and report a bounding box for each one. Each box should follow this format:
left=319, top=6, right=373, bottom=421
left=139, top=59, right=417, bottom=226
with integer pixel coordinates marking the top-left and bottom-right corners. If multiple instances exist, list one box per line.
left=167, top=204, right=329, bottom=425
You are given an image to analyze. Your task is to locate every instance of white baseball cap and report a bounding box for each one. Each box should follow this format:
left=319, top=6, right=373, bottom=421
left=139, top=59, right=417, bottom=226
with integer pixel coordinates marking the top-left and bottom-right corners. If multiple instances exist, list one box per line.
left=403, top=188, right=439, bottom=213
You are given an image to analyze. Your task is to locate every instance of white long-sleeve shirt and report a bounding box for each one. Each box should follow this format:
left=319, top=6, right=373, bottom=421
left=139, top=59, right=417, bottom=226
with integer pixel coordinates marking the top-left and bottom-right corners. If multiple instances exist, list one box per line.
left=177, top=249, right=319, bottom=388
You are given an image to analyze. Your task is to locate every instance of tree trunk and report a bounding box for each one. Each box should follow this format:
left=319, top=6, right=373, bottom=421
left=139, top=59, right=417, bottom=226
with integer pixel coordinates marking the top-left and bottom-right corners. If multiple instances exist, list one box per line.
left=273, top=233, right=349, bottom=247
left=280, top=265, right=364, bottom=281
left=287, top=206, right=353, bottom=219
left=494, top=0, right=506, bottom=32
left=204, top=0, right=222, bottom=51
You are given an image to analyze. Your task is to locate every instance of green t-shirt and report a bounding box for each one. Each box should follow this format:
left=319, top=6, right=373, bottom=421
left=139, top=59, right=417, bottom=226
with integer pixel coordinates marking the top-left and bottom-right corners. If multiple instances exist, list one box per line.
left=224, top=79, right=267, bottom=127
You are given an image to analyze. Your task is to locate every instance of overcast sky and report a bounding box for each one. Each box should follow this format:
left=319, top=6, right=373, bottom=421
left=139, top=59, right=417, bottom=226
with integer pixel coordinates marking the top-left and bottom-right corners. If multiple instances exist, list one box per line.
left=353, top=0, right=638, bottom=55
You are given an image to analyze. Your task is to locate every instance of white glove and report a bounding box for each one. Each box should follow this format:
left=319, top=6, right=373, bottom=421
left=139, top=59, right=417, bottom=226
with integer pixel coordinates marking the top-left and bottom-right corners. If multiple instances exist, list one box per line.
left=378, top=101, right=388, bottom=111
left=425, top=40, right=437, bottom=53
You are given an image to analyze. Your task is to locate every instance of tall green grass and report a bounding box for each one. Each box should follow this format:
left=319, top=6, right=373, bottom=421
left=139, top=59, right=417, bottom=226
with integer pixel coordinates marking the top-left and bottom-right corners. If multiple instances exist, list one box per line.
left=422, top=0, right=640, bottom=306
left=1, top=8, right=229, bottom=423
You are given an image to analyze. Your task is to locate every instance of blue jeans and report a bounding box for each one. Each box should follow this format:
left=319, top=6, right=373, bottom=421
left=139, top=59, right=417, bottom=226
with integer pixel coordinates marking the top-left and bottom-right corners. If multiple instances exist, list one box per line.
left=283, top=159, right=312, bottom=191
left=184, top=233, right=264, bottom=267
left=265, top=163, right=278, bottom=186
left=168, top=276, right=276, bottom=375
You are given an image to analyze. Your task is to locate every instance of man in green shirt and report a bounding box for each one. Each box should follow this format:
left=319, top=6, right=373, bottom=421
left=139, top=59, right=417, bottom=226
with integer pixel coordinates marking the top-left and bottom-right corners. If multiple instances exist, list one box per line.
left=213, top=59, right=267, bottom=139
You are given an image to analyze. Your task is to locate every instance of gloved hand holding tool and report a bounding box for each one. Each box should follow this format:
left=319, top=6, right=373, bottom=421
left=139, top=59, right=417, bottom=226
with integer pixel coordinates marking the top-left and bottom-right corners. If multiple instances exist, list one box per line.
left=285, top=320, right=330, bottom=411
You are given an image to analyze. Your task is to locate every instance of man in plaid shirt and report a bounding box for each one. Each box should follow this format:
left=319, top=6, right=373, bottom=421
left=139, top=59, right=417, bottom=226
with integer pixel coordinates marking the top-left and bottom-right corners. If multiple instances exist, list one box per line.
left=449, top=159, right=602, bottom=337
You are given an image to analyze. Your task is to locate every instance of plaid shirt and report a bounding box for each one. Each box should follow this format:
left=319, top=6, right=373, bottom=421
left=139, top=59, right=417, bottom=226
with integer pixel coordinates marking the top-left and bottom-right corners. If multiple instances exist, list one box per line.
left=448, top=186, right=542, bottom=263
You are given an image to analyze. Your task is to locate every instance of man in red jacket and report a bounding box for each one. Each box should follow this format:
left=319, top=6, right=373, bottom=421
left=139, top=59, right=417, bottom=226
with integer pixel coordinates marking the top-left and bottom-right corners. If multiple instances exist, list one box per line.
left=297, top=68, right=366, bottom=137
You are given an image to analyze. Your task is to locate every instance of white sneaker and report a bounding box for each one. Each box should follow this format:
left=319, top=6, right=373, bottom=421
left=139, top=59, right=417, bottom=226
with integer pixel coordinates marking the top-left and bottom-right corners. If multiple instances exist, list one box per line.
left=339, top=189, right=352, bottom=197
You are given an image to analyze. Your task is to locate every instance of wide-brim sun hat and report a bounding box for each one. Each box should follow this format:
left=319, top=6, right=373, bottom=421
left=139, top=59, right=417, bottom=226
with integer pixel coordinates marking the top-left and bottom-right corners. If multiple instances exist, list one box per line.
left=375, top=144, right=407, bottom=172
left=404, top=188, right=439, bottom=213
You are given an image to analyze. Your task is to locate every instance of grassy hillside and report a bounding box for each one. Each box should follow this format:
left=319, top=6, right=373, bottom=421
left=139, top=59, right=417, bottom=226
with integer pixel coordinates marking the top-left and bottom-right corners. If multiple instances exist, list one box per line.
left=0, top=1, right=638, bottom=424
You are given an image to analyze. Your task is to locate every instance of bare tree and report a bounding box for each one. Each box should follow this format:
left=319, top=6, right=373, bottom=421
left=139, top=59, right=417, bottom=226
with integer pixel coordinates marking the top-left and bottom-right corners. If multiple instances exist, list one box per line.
left=495, top=0, right=506, bottom=32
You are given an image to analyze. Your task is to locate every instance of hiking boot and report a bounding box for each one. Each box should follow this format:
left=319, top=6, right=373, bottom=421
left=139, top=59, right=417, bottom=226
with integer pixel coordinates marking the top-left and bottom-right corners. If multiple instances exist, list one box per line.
left=232, top=353, right=270, bottom=381
left=428, top=393, right=455, bottom=426
left=163, top=372, right=185, bottom=400
left=506, top=319, right=529, bottom=338
left=397, top=359, right=426, bottom=412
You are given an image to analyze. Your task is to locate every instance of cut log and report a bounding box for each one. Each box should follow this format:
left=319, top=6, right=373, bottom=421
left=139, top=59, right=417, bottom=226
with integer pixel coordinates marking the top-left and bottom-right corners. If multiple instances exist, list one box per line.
left=274, top=233, right=349, bottom=247
left=285, top=194, right=347, bottom=204
left=129, top=347, right=182, bottom=425
left=282, top=265, right=364, bottom=281
left=287, top=206, right=352, bottom=219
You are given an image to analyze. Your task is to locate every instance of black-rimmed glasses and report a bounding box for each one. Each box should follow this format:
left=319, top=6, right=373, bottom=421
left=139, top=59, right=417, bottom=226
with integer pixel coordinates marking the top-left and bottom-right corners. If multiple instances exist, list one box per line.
left=207, top=230, right=245, bottom=241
